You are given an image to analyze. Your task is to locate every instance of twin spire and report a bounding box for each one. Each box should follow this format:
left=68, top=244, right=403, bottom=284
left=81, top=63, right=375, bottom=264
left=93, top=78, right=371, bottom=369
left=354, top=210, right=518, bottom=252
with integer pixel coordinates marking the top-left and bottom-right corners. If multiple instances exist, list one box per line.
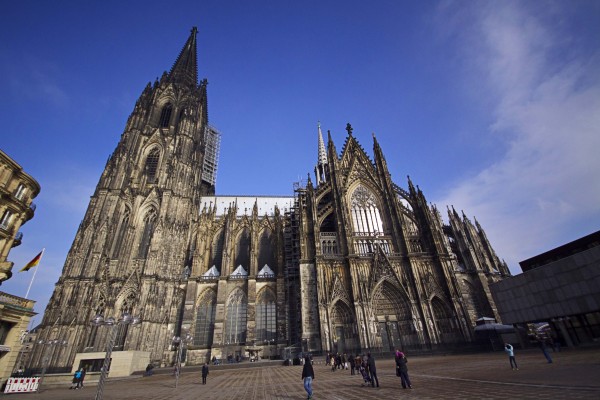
left=169, top=27, right=199, bottom=88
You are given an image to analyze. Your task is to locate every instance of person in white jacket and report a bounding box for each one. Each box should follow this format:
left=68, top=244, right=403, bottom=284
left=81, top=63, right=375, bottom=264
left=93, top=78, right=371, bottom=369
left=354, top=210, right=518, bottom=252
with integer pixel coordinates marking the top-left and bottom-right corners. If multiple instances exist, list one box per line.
left=504, top=343, right=518, bottom=370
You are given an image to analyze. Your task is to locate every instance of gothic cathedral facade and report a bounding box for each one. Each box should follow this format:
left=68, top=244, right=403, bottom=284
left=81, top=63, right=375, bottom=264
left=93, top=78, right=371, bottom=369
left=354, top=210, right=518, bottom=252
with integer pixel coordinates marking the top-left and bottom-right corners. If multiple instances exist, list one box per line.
left=30, top=28, right=510, bottom=370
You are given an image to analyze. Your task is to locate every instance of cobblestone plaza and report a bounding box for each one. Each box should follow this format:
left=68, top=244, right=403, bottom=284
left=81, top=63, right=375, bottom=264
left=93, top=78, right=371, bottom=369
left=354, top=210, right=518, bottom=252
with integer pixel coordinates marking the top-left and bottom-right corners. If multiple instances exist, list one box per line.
left=9, top=346, right=600, bottom=399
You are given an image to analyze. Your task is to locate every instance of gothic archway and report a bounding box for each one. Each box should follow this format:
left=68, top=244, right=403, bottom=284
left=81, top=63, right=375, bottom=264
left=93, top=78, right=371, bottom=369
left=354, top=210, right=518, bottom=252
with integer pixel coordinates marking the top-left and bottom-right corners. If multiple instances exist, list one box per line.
left=257, top=229, right=276, bottom=272
left=209, top=229, right=224, bottom=273
left=371, top=280, right=416, bottom=351
left=256, top=287, right=276, bottom=342
left=113, top=291, right=136, bottom=351
left=225, top=289, right=247, bottom=345
left=194, top=289, right=217, bottom=347
left=329, top=300, right=355, bottom=354
left=233, top=228, right=250, bottom=271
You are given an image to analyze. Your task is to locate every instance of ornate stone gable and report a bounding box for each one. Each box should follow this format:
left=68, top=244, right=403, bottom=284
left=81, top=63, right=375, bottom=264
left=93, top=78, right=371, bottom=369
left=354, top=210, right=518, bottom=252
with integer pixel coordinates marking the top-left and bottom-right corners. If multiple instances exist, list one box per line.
left=369, top=246, right=397, bottom=291
left=329, top=271, right=351, bottom=306
left=338, top=136, right=379, bottom=190
left=422, top=271, right=446, bottom=301
left=119, top=269, right=141, bottom=301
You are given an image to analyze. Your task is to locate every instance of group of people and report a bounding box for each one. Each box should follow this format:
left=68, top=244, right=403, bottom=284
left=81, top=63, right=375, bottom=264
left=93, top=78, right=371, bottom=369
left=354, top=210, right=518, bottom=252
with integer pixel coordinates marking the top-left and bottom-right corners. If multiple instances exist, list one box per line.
left=69, top=367, right=86, bottom=390
left=302, top=349, right=412, bottom=399
left=504, top=336, right=558, bottom=370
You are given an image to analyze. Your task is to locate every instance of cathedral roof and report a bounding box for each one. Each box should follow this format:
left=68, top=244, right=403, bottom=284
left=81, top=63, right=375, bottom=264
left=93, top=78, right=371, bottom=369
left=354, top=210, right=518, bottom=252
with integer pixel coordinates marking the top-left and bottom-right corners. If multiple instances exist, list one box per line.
left=200, top=195, right=294, bottom=216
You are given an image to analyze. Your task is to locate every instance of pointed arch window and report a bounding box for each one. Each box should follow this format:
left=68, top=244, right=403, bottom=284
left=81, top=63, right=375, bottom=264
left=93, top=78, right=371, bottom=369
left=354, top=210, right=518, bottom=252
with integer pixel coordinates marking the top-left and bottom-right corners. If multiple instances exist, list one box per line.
left=177, top=108, right=187, bottom=133
left=159, top=103, right=172, bottom=128
left=462, top=280, right=488, bottom=321
left=225, top=290, right=247, bottom=344
left=112, top=209, right=130, bottom=258
left=137, top=209, right=157, bottom=258
left=234, top=229, right=250, bottom=269
left=194, top=291, right=216, bottom=347
left=256, top=288, right=276, bottom=342
left=145, top=148, right=160, bottom=184
left=86, top=300, right=106, bottom=350
left=113, top=293, right=135, bottom=351
left=431, top=297, right=453, bottom=334
left=257, top=229, right=276, bottom=270
left=209, top=230, right=225, bottom=273
left=350, top=185, right=384, bottom=235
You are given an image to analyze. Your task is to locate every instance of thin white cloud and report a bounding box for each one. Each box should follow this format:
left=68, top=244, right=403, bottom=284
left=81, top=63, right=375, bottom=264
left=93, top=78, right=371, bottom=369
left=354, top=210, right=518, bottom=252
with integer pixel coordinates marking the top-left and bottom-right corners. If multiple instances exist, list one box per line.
left=435, top=2, right=600, bottom=273
left=6, top=58, right=68, bottom=108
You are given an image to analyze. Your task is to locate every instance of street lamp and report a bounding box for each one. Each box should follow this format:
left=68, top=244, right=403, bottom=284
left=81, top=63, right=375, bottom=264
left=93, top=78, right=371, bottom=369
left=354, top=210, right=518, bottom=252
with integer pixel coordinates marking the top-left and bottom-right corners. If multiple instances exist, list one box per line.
left=172, top=333, right=193, bottom=388
left=36, top=338, right=68, bottom=392
left=91, top=312, right=141, bottom=400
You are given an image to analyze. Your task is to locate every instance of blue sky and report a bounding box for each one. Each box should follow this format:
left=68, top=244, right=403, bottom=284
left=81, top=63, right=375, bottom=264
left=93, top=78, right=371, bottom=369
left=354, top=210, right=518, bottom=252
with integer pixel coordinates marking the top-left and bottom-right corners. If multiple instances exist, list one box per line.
left=1, top=1, right=599, bottom=321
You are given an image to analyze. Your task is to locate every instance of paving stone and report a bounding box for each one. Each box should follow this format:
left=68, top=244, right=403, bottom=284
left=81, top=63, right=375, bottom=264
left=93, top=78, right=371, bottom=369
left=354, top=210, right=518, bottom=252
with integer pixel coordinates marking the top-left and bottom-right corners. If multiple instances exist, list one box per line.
left=8, top=347, right=600, bottom=399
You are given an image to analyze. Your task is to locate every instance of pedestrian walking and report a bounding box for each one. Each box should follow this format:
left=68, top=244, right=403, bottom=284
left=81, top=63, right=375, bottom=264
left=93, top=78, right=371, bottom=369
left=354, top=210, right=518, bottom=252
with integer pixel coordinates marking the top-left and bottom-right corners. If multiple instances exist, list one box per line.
left=349, top=353, right=355, bottom=375
left=201, top=362, right=209, bottom=384
left=538, top=338, right=553, bottom=363
left=504, top=343, right=518, bottom=370
left=395, top=352, right=412, bottom=389
left=367, top=352, right=379, bottom=388
left=302, top=355, right=315, bottom=399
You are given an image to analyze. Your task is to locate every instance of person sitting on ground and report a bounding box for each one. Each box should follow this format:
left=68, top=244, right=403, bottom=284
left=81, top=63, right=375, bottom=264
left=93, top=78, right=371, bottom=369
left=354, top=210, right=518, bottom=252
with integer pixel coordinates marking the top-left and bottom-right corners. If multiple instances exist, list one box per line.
left=145, top=363, right=154, bottom=376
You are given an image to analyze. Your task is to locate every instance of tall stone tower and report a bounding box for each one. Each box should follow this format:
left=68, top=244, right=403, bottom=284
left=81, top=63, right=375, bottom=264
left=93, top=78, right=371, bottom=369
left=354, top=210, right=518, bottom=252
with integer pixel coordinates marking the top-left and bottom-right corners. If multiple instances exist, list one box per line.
left=30, top=28, right=211, bottom=370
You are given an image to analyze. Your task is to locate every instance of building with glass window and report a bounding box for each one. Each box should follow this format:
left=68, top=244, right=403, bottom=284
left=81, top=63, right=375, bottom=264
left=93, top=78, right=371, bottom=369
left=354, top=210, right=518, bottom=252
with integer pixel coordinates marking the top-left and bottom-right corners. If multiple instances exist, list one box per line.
left=0, top=150, right=39, bottom=385
left=0, top=150, right=40, bottom=283
left=29, top=28, right=510, bottom=372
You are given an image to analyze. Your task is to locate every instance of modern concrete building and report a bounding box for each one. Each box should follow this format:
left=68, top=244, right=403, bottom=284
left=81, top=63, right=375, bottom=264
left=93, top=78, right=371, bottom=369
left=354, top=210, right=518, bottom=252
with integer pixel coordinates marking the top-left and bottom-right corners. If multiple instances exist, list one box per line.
left=490, top=230, right=600, bottom=347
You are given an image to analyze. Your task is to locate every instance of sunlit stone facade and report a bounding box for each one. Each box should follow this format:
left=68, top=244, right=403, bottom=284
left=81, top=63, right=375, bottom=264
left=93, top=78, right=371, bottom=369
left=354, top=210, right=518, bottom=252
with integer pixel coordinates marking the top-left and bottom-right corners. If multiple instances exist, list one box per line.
left=30, top=28, right=510, bottom=371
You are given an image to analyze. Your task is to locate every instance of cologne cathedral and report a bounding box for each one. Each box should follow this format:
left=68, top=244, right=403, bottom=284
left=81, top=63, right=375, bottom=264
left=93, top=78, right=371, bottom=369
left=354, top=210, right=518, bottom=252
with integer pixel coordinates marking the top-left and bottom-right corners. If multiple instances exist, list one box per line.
left=29, top=28, right=510, bottom=370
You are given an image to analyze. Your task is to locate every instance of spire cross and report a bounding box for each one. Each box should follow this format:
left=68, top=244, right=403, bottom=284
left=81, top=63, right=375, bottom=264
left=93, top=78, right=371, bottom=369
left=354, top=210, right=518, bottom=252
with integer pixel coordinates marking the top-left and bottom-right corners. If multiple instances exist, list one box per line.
left=346, top=123, right=353, bottom=136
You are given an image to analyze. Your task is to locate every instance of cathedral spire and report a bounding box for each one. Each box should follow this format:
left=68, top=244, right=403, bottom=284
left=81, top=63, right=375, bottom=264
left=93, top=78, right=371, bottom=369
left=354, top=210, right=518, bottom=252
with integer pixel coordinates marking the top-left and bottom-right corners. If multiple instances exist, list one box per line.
left=169, top=27, right=198, bottom=88
left=315, top=122, right=328, bottom=185
left=317, top=121, right=327, bottom=167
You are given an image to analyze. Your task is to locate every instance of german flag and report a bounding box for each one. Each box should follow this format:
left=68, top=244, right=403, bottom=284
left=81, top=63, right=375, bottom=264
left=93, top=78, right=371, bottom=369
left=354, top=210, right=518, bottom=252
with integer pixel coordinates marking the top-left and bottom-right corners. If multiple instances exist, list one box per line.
left=19, top=249, right=44, bottom=272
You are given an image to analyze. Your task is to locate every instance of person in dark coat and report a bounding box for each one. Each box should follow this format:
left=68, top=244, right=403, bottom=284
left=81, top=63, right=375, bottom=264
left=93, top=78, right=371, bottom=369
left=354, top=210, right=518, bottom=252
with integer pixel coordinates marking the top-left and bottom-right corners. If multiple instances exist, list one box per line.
left=367, top=352, right=379, bottom=387
left=538, top=338, right=553, bottom=363
left=201, top=362, right=209, bottom=384
left=301, top=356, right=315, bottom=399
left=348, top=353, right=355, bottom=375
left=396, top=352, right=412, bottom=389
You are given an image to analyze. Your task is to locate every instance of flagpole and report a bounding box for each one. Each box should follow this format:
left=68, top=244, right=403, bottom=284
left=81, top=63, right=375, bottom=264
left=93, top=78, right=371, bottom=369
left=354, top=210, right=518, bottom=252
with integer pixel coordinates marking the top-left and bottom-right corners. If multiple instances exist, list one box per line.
left=24, top=248, right=44, bottom=299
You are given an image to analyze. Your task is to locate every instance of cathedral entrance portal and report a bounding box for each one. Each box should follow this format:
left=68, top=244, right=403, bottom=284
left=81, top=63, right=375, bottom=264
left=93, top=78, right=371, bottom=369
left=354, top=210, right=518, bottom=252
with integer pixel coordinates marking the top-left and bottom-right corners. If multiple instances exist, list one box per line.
left=372, top=281, right=414, bottom=351
left=330, top=301, right=356, bottom=354
left=378, top=320, right=402, bottom=352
